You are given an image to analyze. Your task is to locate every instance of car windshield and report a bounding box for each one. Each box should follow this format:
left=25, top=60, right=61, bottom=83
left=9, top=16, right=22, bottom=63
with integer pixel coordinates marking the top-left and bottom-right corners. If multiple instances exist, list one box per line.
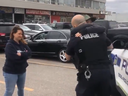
left=18, top=25, right=31, bottom=31
left=63, top=23, right=72, bottom=29
left=41, top=24, right=53, bottom=30
left=109, top=21, right=118, bottom=28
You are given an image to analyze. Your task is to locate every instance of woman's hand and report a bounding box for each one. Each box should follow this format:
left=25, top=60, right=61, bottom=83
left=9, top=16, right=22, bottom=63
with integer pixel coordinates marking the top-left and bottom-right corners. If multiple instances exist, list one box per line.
left=75, top=32, right=82, bottom=37
left=17, top=52, right=21, bottom=56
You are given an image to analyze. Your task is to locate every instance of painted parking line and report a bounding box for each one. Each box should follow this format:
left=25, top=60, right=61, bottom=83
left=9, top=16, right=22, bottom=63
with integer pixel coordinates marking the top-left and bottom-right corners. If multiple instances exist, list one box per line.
left=0, top=56, right=76, bottom=70
left=0, top=80, right=34, bottom=91
left=28, top=61, right=75, bottom=69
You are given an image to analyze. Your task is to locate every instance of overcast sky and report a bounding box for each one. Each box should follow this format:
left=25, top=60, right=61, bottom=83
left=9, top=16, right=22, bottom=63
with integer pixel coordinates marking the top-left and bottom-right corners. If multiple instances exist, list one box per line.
left=106, top=0, right=128, bottom=13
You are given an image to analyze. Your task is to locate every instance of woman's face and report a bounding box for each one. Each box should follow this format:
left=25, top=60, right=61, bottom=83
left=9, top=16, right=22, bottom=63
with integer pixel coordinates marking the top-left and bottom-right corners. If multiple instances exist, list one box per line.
left=13, top=30, right=23, bottom=41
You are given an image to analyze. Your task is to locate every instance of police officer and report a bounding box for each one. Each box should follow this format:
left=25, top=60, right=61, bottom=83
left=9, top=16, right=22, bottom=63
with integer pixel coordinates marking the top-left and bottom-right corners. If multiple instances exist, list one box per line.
left=73, top=15, right=121, bottom=96
left=71, top=15, right=105, bottom=38
left=65, top=14, right=113, bottom=96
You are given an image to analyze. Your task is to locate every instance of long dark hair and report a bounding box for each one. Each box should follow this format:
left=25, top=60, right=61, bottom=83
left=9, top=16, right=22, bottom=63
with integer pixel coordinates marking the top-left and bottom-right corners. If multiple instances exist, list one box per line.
left=10, top=26, right=27, bottom=44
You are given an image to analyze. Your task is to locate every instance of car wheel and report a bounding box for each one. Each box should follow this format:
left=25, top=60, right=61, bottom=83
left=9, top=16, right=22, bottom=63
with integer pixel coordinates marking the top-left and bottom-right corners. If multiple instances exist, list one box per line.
left=58, top=49, right=68, bottom=63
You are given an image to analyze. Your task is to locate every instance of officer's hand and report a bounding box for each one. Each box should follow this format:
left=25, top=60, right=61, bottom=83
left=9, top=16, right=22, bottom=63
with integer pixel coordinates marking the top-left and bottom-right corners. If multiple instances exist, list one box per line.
left=75, top=32, right=82, bottom=37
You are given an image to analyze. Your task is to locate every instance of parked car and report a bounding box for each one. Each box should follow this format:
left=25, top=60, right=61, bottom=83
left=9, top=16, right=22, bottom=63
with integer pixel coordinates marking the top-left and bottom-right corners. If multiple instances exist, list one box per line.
left=118, top=24, right=128, bottom=28
left=16, top=24, right=38, bottom=39
left=0, top=22, right=39, bottom=49
left=23, top=23, right=53, bottom=32
left=27, top=30, right=70, bottom=63
left=94, top=20, right=128, bottom=45
left=0, top=23, right=15, bottom=49
left=50, top=22, right=72, bottom=29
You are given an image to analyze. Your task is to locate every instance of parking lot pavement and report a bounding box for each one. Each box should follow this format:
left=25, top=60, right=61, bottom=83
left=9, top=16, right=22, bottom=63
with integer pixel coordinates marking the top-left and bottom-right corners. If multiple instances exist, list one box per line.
left=0, top=53, right=77, bottom=96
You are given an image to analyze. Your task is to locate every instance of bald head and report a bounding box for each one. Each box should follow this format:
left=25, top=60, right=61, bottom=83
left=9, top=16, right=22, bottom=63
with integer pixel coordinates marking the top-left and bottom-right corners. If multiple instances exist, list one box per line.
left=71, top=14, right=86, bottom=28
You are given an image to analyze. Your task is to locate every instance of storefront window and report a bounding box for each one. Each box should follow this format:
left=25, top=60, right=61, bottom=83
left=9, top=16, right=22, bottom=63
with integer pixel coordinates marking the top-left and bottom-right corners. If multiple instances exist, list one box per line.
left=93, top=1, right=100, bottom=9
left=39, top=0, right=50, bottom=3
left=57, top=0, right=64, bottom=5
left=25, top=15, right=34, bottom=23
left=27, top=0, right=35, bottom=2
left=25, top=15, right=50, bottom=23
left=60, top=17, right=72, bottom=22
left=51, top=0, right=56, bottom=4
left=63, top=0, right=75, bottom=6
left=85, top=0, right=92, bottom=8
left=41, top=16, right=50, bottom=23
left=75, top=0, right=80, bottom=7
left=75, top=0, right=92, bottom=8
left=99, top=2, right=105, bottom=10
left=80, top=0, right=85, bottom=8
left=0, top=14, right=12, bottom=22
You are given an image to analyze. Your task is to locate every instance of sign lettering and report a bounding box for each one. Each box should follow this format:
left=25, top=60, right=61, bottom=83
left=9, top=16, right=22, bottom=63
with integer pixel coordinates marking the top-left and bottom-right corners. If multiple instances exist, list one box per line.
left=122, top=60, right=128, bottom=75
left=26, top=9, right=50, bottom=15
left=51, top=11, right=74, bottom=16
left=14, top=8, right=24, bottom=14
left=81, top=33, right=99, bottom=39
left=0, top=7, right=13, bottom=13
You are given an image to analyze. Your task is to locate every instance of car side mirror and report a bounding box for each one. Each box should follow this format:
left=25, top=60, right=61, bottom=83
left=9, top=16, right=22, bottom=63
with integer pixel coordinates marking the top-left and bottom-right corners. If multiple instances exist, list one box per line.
left=29, top=35, right=33, bottom=40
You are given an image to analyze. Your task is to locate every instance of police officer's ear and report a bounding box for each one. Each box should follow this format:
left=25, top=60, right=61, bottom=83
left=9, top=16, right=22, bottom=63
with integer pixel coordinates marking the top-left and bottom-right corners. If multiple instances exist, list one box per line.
left=73, top=25, right=77, bottom=28
left=74, top=24, right=77, bottom=28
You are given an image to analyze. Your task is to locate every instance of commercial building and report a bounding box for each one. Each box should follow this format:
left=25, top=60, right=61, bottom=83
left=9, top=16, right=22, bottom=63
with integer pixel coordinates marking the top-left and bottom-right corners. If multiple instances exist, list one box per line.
left=0, top=0, right=106, bottom=23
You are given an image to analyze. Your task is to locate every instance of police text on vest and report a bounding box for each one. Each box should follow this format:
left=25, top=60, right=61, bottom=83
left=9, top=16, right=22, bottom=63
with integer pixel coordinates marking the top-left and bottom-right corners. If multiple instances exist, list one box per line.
left=81, top=33, right=99, bottom=39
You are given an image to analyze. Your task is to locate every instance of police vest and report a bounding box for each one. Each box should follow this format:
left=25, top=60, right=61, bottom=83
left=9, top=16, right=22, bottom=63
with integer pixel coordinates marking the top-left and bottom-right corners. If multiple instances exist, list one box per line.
left=74, top=33, right=109, bottom=66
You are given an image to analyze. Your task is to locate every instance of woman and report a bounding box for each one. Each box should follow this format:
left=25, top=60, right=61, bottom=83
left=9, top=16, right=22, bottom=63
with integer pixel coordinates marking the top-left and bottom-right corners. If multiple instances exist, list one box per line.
left=3, top=26, right=31, bottom=96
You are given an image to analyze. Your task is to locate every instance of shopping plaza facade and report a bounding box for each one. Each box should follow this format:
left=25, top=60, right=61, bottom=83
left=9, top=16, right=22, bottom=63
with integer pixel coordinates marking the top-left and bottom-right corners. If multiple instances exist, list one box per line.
left=0, top=0, right=107, bottom=23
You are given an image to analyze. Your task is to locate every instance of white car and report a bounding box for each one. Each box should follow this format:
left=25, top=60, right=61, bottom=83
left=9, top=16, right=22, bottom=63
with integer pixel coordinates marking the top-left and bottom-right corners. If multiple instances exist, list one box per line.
left=111, top=46, right=128, bottom=96
left=23, top=23, right=53, bottom=32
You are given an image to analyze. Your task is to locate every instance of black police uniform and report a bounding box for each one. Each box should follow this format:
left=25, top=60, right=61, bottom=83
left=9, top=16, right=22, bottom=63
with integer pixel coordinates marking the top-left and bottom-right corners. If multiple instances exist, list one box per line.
left=66, top=25, right=111, bottom=96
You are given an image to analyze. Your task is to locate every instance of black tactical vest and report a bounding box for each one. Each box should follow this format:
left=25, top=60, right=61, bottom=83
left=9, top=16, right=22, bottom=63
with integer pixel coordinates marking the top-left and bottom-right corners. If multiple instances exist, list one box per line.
left=74, top=33, right=109, bottom=67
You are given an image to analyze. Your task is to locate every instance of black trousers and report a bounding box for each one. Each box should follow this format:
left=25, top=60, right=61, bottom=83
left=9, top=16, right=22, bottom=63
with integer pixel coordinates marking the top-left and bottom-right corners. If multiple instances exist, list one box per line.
left=76, top=68, right=111, bottom=96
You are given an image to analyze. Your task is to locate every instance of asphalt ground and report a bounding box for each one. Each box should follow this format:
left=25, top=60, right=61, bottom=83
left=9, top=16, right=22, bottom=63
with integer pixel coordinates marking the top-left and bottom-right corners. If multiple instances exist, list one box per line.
left=0, top=51, right=78, bottom=96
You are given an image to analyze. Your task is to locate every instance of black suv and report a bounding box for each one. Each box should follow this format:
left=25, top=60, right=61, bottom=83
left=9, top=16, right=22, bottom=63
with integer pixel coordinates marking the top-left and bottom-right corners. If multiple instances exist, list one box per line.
left=50, top=22, right=72, bottom=29
left=0, top=23, right=15, bottom=49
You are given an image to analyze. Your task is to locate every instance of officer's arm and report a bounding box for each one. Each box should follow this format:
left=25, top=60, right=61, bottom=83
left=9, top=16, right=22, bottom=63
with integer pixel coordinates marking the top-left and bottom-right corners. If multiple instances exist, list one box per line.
left=65, top=40, right=73, bottom=61
left=71, top=24, right=92, bottom=37
left=75, top=25, right=106, bottom=37
left=65, top=38, right=78, bottom=61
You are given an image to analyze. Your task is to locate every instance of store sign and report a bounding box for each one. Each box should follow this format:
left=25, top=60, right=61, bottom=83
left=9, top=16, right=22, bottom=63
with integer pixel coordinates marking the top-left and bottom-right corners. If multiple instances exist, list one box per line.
left=51, top=11, right=75, bottom=16
left=26, top=9, right=50, bottom=15
left=0, top=7, right=13, bottom=13
left=14, top=8, right=24, bottom=14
